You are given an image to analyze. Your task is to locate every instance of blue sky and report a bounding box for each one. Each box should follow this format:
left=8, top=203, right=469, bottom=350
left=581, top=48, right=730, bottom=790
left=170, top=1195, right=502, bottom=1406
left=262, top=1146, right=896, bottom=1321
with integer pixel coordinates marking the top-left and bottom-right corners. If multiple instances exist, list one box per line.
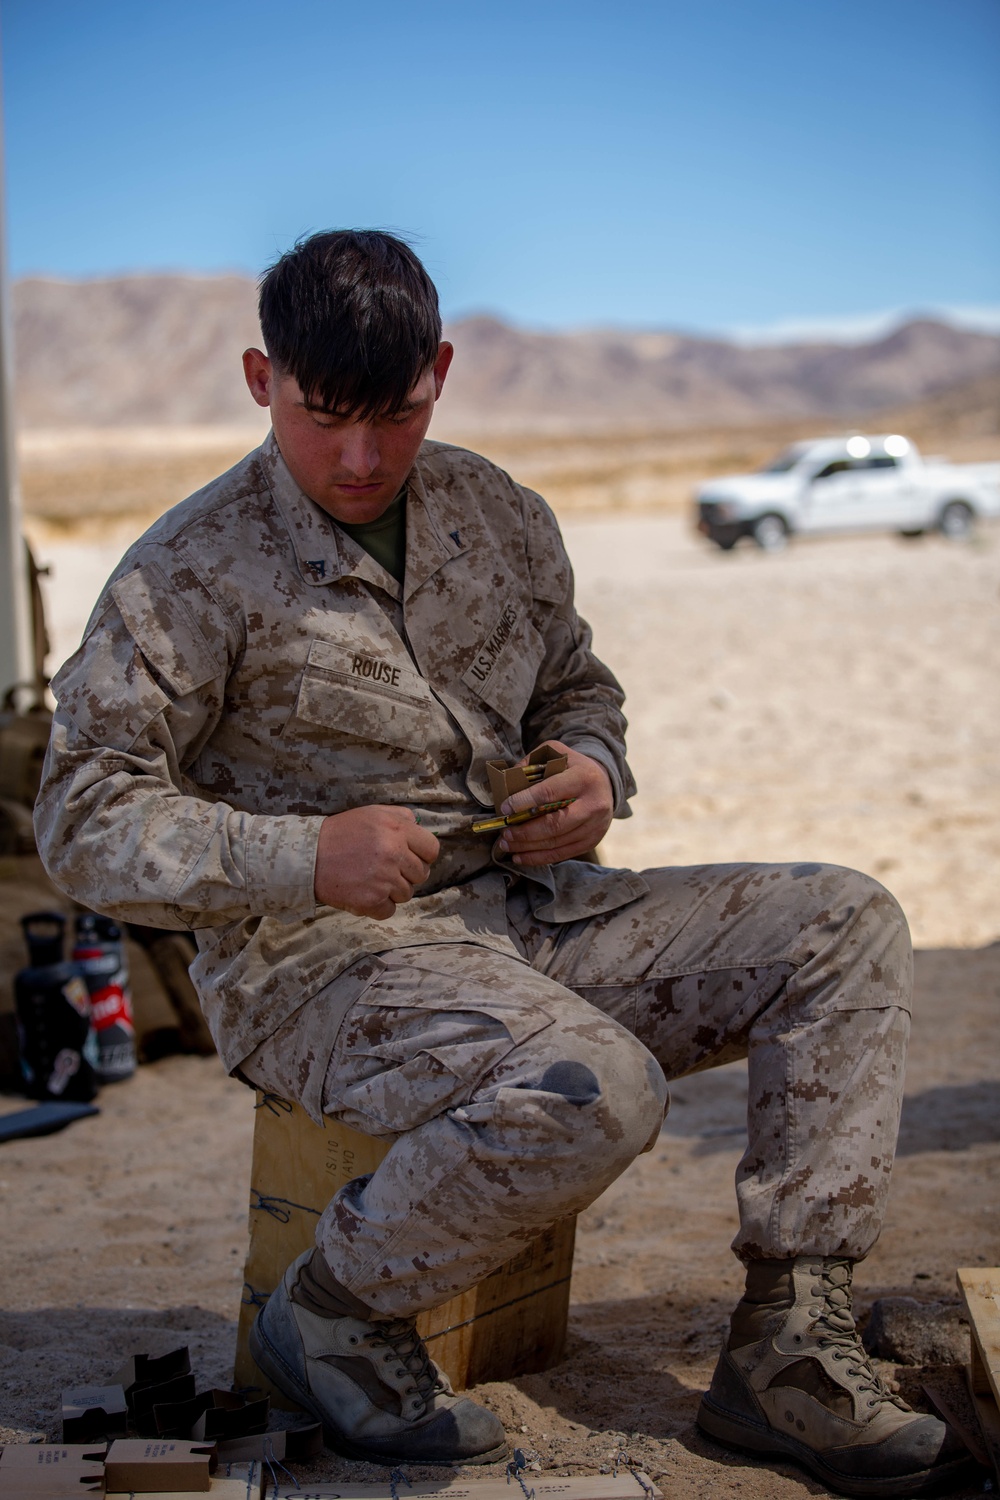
left=3, top=0, right=998, bottom=335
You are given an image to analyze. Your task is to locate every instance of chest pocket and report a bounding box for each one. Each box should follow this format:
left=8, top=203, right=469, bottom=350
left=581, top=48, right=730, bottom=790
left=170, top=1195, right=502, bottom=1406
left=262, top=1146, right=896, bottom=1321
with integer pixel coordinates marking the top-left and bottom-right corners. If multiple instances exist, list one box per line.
left=460, top=592, right=546, bottom=728
left=288, top=638, right=439, bottom=751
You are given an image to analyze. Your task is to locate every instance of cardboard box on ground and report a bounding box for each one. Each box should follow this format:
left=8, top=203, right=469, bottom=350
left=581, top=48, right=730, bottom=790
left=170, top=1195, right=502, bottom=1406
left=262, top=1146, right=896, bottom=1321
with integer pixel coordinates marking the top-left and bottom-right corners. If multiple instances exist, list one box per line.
left=266, top=1476, right=663, bottom=1500
left=61, top=1384, right=129, bottom=1442
left=0, top=1443, right=105, bottom=1497
left=0, top=1443, right=659, bottom=1500
left=104, top=1437, right=217, bottom=1491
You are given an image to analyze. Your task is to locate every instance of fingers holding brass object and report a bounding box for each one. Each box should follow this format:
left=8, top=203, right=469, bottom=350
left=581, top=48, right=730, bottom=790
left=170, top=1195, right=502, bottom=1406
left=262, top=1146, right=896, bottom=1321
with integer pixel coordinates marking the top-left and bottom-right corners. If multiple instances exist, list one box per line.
left=471, top=798, right=575, bottom=835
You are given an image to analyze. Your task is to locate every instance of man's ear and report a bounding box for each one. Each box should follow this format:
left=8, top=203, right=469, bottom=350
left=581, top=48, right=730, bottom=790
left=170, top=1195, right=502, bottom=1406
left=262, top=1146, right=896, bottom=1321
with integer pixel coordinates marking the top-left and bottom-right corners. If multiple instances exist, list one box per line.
left=432, top=341, right=454, bottom=399
left=243, top=347, right=273, bottom=407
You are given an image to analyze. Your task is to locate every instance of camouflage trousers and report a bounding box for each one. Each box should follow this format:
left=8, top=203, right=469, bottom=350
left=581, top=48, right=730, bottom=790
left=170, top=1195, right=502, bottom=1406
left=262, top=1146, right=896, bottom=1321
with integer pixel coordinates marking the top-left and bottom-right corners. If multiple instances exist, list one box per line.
left=242, top=862, right=912, bottom=1318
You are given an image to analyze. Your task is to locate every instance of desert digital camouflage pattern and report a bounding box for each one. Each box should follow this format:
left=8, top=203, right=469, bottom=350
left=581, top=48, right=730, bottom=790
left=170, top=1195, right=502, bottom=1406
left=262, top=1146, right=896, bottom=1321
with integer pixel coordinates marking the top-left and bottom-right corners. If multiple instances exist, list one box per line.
left=35, top=433, right=641, bottom=1069
left=36, top=433, right=912, bottom=1302
left=242, top=865, right=911, bottom=1312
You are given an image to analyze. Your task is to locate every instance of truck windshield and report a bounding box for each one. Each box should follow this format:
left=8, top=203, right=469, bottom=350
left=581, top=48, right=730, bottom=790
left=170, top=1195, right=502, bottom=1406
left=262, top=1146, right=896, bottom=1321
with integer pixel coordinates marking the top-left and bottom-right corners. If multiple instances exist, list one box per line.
left=758, top=445, right=809, bottom=473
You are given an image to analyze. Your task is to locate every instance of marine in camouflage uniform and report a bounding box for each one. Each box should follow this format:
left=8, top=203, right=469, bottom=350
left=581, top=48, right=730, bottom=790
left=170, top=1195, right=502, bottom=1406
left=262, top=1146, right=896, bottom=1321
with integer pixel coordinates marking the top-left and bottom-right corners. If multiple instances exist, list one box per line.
left=34, top=232, right=969, bottom=1494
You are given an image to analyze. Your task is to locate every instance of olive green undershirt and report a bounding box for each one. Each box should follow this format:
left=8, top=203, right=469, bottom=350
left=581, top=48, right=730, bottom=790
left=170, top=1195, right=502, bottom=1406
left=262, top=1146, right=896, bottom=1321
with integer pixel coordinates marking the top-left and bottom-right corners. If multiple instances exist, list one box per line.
left=337, top=488, right=407, bottom=584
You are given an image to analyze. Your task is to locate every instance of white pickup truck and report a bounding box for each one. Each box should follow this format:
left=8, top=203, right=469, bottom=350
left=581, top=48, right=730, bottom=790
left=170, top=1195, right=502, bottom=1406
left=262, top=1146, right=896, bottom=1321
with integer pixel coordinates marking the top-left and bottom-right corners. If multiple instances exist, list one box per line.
left=695, top=434, right=1000, bottom=551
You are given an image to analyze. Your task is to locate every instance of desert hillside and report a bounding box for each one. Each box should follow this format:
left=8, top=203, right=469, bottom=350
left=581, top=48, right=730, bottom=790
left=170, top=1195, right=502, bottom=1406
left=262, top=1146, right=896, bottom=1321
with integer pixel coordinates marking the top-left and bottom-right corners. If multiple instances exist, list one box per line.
left=13, top=274, right=999, bottom=531
left=14, top=275, right=262, bottom=427
left=13, top=274, right=1000, bottom=432
left=436, top=314, right=1000, bottom=434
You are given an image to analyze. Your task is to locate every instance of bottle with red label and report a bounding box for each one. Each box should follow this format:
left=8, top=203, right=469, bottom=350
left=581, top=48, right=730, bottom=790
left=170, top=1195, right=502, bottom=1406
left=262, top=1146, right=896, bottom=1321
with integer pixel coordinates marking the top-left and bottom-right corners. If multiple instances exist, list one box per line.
left=15, top=912, right=100, bottom=1101
left=72, top=913, right=137, bottom=1083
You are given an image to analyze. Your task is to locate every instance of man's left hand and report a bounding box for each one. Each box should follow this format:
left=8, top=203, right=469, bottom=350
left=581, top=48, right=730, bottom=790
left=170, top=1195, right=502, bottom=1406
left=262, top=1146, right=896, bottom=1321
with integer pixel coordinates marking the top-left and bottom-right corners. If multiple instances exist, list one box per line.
left=495, top=740, right=614, bottom=866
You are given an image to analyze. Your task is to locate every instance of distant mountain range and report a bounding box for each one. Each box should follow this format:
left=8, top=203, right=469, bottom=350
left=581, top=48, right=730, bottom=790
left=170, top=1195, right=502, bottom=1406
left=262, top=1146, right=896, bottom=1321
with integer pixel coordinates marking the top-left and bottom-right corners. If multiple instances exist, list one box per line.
left=13, top=275, right=1000, bottom=433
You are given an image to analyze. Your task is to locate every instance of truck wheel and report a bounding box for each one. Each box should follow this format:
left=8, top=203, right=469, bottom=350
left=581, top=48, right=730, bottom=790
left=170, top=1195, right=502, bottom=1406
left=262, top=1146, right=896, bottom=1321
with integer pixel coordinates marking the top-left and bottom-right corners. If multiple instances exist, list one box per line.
left=899, top=528, right=925, bottom=539
left=751, top=514, right=789, bottom=552
left=714, top=536, right=738, bottom=551
left=939, top=501, right=974, bottom=541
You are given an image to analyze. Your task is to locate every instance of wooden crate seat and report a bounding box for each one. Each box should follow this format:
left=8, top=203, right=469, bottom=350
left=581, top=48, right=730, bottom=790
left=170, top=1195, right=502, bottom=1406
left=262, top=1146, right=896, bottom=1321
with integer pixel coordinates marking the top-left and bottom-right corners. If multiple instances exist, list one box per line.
left=234, top=1091, right=576, bottom=1402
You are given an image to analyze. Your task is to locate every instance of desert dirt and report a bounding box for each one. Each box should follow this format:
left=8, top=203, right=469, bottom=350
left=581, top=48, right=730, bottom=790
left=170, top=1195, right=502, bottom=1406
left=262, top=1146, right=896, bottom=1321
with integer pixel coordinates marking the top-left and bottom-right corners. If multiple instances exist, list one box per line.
left=17, top=391, right=1000, bottom=531
left=2, top=454, right=999, bottom=1496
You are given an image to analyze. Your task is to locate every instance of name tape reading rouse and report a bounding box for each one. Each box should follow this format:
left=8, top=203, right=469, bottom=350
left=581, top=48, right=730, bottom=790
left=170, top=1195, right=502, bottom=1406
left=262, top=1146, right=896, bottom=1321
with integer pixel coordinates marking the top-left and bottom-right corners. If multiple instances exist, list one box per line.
left=350, top=655, right=403, bottom=687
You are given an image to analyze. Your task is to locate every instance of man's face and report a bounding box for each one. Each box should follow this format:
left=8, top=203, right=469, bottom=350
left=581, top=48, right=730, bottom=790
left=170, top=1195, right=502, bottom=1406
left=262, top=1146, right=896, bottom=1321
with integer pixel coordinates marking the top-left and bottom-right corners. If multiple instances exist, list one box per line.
left=243, top=342, right=453, bottom=524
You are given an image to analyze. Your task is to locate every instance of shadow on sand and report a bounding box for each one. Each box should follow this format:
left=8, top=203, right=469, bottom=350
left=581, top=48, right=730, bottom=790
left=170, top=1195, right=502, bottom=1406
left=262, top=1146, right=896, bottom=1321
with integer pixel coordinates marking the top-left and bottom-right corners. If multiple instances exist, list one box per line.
left=897, top=1079, right=1000, bottom=1154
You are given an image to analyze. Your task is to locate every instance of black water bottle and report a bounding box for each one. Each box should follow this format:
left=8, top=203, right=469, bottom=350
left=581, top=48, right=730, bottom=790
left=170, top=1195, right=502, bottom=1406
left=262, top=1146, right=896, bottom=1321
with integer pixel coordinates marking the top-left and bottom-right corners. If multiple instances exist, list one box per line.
left=14, top=912, right=99, bottom=1102
left=72, top=914, right=137, bottom=1082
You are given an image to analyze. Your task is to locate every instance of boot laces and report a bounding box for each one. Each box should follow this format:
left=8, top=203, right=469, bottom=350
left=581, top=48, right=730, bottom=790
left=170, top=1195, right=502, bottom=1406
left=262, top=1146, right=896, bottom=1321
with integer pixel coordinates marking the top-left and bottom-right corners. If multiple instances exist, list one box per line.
left=809, top=1260, right=905, bottom=1410
left=364, top=1316, right=439, bottom=1401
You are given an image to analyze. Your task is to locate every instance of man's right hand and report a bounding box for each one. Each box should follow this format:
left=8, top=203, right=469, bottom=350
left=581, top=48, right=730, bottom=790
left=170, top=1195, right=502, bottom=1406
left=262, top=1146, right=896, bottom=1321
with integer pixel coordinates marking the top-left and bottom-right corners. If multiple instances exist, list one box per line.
left=313, top=807, right=440, bottom=919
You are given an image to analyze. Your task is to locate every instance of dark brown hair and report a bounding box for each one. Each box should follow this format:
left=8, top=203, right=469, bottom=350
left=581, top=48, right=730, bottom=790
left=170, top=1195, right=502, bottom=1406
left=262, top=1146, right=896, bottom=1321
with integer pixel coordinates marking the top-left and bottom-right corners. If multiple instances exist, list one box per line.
left=258, top=230, right=442, bottom=419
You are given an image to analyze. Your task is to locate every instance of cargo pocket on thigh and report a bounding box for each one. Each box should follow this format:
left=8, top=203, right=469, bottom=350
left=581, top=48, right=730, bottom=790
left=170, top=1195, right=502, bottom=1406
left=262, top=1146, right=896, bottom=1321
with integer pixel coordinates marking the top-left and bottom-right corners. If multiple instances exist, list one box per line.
left=323, top=949, right=555, bottom=1138
left=450, top=1084, right=579, bottom=1144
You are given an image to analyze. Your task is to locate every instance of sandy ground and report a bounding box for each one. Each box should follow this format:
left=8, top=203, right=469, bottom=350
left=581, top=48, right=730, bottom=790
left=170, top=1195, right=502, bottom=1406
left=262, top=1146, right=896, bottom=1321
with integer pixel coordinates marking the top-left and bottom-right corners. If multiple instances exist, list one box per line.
left=19, top=404, right=1000, bottom=529
left=2, top=511, right=998, bottom=1496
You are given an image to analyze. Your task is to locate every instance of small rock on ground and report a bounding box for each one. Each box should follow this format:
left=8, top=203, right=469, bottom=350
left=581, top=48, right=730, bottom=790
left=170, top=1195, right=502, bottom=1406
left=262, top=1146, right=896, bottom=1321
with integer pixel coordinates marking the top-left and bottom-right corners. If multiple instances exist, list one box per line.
left=863, top=1298, right=969, bottom=1366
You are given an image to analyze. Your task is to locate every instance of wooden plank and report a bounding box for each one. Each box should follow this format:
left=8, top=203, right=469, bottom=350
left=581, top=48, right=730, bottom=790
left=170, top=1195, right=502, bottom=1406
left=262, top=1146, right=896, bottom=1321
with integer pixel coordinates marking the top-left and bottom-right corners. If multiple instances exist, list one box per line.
left=956, top=1268, right=1000, bottom=1485
left=971, top=1339, right=991, bottom=1397
left=234, top=1094, right=387, bottom=1404
left=418, top=1220, right=574, bottom=1389
left=964, top=1374, right=1000, bottom=1487
left=234, top=1093, right=574, bottom=1402
left=921, top=1378, right=990, bottom=1471
left=956, top=1269, right=1000, bottom=1406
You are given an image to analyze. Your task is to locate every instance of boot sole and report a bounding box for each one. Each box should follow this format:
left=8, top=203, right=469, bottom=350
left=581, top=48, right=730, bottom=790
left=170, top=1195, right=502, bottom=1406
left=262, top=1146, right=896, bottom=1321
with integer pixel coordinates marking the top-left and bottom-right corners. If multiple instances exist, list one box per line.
left=697, top=1394, right=977, bottom=1499
left=248, top=1314, right=507, bottom=1467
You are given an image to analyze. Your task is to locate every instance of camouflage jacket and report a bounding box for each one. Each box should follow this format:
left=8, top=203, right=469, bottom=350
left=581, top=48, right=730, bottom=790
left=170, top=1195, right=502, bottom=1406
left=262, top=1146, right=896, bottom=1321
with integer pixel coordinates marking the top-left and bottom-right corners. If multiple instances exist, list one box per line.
left=35, top=433, right=646, bottom=1070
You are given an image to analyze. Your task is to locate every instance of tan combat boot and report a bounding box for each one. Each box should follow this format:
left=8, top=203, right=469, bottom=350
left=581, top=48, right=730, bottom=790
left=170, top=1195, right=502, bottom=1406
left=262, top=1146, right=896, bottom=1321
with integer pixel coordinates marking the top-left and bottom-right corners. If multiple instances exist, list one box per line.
left=249, top=1248, right=507, bottom=1465
left=697, top=1258, right=974, bottom=1497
